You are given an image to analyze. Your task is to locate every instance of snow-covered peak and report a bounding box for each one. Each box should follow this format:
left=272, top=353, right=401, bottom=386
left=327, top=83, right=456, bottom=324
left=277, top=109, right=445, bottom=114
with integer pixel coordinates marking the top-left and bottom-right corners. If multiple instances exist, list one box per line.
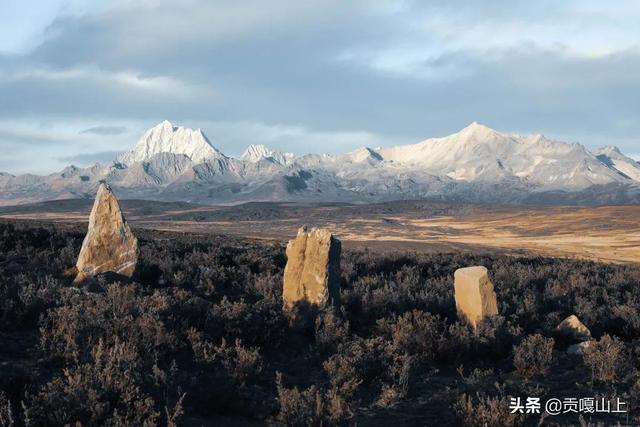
left=60, top=165, right=81, bottom=178
left=241, top=144, right=271, bottom=162
left=379, top=122, right=509, bottom=165
left=343, top=147, right=383, bottom=164
left=119, top=121, right=226, bottom=165
left=596, top=145, right=623, bottom=156
left=456, top=122, right=499, bottom=141
left=158, top=120, right=173, bottom=131
left=240, top=144, right=294, bottom=165
left=377, top=122, right=626, bottom=187
left=595, top=145, right=640, bottom=181
left=459, top=121, right=493, bottom=133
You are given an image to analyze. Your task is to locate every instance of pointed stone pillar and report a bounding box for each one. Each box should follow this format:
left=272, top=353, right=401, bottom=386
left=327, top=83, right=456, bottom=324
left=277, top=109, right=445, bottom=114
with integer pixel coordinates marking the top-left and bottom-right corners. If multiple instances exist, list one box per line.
left=74, top=183, right=138, bottom=282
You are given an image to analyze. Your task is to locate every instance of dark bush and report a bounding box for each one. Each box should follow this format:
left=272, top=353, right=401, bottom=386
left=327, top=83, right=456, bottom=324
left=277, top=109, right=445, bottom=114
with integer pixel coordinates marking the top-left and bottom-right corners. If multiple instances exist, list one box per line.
left=513, top=334, right=554, bottom=378
left=455, top=389, right=524, bottom=427
left=583, top=334, right=626, bottom=383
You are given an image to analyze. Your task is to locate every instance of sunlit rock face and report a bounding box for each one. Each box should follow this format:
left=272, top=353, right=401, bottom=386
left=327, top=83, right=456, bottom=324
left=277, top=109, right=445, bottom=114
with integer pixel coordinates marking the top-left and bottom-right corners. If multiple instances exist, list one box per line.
left=453, top=266, right=498, bottom=329
left=74, top=183, right=138, bottom=282
left=282, top=226, right=341, bottom=310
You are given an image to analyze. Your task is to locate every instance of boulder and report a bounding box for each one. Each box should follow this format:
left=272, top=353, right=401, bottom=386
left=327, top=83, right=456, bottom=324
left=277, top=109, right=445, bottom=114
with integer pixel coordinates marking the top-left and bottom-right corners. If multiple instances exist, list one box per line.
left=283, top=226, right=341, bottom=310
left=567, top=341, right=593, bottom=356
left=556, top=314, right=591, bottom=342
left=74, top=183, right=138, bottom=283
left=454, top=266, right=498, bottom=329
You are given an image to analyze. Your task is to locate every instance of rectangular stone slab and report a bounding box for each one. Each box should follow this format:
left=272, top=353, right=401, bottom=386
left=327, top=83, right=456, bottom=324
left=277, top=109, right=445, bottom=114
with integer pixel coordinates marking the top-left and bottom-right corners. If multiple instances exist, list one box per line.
left=453, top=266, right=498, bottom=329
left=283, top=226, right=341, bottom=310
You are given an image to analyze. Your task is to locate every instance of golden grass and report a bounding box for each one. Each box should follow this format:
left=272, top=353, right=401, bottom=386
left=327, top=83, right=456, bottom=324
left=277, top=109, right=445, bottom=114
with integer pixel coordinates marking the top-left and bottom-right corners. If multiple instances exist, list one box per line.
left=2, top=204, right=639, bottom=264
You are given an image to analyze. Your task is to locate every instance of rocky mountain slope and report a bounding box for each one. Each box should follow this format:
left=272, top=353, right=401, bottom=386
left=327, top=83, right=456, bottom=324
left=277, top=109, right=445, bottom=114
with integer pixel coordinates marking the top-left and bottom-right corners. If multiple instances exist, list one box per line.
left=595, top=145, right=640, bottom=182
left=1, top=121, right=639, bottom=206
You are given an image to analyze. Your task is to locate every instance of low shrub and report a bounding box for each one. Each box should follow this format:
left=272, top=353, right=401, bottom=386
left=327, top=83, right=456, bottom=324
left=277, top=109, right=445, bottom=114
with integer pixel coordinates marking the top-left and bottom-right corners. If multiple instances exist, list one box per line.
left=24, top=339, right=172, bottom=426
left=275, top=372, right=349, bottom=427
left=583, top=334, right=626, bottom=383
left=188, top=329, right=263, bottom=387
left=513, top=334, right=554, bottom=378
left=454, top=387, right=524, bottom=427
left=388, top=310, right=447, bottom=361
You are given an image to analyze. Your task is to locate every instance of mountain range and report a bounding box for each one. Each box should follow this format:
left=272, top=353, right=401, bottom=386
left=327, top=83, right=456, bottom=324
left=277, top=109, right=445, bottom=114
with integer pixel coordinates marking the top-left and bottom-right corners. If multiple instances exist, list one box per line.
left=1, top=120, right=639, bottom=206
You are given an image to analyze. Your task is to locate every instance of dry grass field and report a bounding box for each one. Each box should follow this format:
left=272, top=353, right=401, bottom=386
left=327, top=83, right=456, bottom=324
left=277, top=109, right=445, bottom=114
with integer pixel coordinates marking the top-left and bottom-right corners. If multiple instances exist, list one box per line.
left=1, top=199, right=639, bottom=264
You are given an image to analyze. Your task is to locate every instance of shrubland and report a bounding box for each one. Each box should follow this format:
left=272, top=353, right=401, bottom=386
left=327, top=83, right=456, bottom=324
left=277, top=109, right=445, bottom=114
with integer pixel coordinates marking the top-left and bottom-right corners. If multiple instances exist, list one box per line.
left=0, top=221, right=639, bottom=426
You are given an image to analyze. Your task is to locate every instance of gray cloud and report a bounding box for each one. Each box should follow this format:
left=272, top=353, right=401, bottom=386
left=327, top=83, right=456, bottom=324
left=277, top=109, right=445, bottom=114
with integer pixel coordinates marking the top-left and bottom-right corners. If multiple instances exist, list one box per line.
left=79, top=125, right=127, bottom=135
left=0, top=127, right=68, bottom=146
left=0, top=1, right=639, bottom=173
left=57, top=150, right=120, bottom=165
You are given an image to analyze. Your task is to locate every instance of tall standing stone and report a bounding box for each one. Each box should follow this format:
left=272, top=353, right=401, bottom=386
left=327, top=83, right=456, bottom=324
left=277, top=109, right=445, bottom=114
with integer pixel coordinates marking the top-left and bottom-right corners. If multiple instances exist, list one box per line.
left=454, top=266, right=498, bottom=329
left=283, top=226, right=341, bottom=310
left=74, top=183, right=138, bottom=283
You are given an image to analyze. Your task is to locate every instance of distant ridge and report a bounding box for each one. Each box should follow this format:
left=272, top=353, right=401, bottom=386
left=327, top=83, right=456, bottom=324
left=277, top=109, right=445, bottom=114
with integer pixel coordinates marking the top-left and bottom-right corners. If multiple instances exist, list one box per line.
left=1, top=121, right=639, bottom=206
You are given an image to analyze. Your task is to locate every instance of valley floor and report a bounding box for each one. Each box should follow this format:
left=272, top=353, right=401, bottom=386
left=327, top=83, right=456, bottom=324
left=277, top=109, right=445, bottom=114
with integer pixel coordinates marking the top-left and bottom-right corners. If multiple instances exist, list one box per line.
left=1, top=199, right=639, bottom=264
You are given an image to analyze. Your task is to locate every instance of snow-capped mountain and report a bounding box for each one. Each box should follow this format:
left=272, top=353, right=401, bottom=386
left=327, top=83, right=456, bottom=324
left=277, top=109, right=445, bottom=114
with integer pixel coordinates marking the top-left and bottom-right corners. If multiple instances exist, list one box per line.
left=241, top=144, right=294, bottom=165
left=119, top=120, right=226, bottom=165
left=1, top=121, right=639, bottom=206
left=379, top=122, right=623, bottom=189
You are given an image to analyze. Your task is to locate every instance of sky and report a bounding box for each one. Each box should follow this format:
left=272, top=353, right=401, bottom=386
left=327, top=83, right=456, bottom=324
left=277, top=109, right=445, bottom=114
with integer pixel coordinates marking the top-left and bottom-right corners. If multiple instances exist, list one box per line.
left=1, top=0, right=639, bottom=174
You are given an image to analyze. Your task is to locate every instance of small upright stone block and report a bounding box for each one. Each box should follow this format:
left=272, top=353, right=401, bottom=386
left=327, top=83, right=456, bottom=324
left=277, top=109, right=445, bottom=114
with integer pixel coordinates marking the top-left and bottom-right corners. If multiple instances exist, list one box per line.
left=454, top=266, right=498, bottom=329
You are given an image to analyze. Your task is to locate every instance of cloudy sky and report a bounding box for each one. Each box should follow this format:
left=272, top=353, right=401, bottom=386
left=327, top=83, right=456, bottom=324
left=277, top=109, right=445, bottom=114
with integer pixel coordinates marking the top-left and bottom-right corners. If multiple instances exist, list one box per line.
left=1, top=0, right=639, bottom=174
